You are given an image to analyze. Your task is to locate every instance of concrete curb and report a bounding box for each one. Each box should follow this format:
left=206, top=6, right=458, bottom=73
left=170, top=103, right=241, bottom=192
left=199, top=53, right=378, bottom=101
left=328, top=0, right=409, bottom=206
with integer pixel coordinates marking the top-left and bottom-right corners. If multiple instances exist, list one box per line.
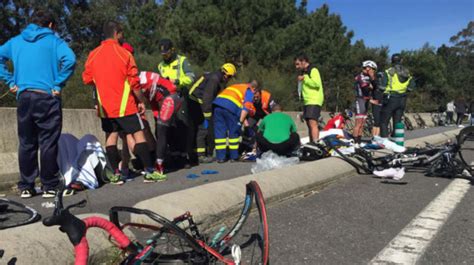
left=0, top=128, right=461, bottom=264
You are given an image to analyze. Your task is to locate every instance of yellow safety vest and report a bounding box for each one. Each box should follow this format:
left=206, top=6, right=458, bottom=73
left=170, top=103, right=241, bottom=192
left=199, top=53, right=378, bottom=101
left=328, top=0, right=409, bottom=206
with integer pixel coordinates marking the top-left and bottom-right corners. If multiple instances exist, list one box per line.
left=158, top=55, right=190, bottom=90
left=385, top=68, right=412, bottom=94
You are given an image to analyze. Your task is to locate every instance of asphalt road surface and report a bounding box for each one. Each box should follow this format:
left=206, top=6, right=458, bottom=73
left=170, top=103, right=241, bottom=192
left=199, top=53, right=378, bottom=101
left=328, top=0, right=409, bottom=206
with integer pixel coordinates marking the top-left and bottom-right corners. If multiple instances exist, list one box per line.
left=3, top=126, right=459, bottom=218
left=243, top=127, right=473, bottom=264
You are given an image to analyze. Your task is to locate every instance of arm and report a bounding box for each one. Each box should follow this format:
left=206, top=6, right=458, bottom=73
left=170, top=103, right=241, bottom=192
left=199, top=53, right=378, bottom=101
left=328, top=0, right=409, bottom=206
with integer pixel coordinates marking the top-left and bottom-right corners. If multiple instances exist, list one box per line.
left=128, top=55, right=146, bottom=113
left=290, top=119, right=297, bottom=133
left=82, top=52, right=95, bottom=85
left=201, top=75, right=220, bottom=118
left=54, top=39, right=76, bottom=92
left=0, top=40, right=14, bottom=88
left=178, top=58, right=195, bottom=87
left=241, top=89, right=256, bottom=122
left=303, top=68, right=322, bottom=90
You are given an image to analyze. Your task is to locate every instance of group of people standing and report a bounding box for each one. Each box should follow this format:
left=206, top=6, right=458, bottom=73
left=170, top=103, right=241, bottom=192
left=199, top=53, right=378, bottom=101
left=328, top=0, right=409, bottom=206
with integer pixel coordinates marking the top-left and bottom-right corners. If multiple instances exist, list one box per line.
left=320, top=53, right=415, bottom=152
left=0, top=11, right=294, bottom=198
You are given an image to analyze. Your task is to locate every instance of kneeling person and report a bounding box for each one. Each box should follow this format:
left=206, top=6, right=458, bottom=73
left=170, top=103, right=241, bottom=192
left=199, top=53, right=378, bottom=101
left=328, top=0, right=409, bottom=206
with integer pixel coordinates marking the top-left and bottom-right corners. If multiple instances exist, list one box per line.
left=256, top=105, right=300, bottom=156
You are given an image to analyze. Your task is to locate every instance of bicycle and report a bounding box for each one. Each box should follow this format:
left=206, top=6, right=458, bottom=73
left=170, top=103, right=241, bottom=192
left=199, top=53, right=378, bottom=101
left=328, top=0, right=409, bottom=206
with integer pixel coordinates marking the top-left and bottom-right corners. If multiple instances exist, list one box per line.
left=43, top=180, right=269, bottom=265
left=0, top=198, right=40, bottom=230
left=431, top=112, right=446, bottom=127
left=323, top=126, right=474, bottom=178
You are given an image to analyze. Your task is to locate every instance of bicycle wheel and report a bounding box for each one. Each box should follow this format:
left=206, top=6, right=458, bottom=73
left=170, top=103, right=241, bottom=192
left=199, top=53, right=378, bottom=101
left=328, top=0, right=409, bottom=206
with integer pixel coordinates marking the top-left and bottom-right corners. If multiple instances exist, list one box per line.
left=209, top=181, right=269, bottom=265
left=110, top=207, right=209, bottom=264
left=457, top=126, right=474, bottom=175
left=0, top=198, right=40, bottom=230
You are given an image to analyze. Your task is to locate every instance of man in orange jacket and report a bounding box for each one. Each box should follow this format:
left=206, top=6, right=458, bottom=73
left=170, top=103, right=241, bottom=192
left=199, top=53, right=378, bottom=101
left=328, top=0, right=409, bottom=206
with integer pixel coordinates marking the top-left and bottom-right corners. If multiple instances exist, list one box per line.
left=213, top=80, right=258, bottom=162
left=82, top=21, right=166, bottom=183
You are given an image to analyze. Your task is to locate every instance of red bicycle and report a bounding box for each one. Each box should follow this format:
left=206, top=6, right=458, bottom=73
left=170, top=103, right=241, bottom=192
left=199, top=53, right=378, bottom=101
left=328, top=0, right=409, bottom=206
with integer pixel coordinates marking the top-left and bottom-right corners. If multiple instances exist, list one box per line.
left=43, top=180, right=269, bottom=264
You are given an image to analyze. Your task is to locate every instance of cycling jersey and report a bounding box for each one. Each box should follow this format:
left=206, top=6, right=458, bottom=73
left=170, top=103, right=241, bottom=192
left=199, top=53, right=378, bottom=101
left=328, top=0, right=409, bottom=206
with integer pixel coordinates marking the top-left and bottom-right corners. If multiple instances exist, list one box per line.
left=354, top=72, right=376, bottom=98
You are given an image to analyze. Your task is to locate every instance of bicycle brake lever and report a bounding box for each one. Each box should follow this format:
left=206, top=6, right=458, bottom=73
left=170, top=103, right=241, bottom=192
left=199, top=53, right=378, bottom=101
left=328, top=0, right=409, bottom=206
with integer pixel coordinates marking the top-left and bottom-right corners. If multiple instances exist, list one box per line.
left=66, top=199, right=87, bottom=211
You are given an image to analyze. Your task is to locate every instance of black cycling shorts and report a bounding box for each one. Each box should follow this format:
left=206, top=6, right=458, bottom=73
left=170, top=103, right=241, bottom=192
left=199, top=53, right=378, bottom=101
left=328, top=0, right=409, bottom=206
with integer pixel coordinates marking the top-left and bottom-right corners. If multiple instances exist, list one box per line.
left=355, top=97, right=369, bottom=118
left=101, top=113, right=144, bottom=134
left=303, top=105, right=321, bottom=121
left=372, top=103, right=382, bottom=127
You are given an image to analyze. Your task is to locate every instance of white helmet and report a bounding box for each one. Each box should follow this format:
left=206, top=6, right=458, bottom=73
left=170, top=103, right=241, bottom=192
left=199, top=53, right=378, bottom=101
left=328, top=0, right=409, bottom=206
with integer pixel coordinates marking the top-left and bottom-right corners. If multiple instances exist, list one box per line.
left=362, top=60, right=377, bottom=70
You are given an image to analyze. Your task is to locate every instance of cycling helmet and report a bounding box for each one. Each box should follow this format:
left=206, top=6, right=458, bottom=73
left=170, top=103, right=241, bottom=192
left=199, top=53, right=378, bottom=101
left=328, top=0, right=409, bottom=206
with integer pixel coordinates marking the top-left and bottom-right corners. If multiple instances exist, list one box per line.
left=221, top=63, right=237, bottom=77
left=391, top=53, right=402, bottom=64
left=362, top=60, right=377, bottom=70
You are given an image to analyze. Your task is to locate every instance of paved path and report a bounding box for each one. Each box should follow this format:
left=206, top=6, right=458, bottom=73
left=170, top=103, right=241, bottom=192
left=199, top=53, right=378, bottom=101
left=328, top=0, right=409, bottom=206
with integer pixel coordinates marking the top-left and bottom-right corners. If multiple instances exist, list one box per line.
left=4, top=126, right=458, bottom=219
left=243, top=129, right=473, bottom=264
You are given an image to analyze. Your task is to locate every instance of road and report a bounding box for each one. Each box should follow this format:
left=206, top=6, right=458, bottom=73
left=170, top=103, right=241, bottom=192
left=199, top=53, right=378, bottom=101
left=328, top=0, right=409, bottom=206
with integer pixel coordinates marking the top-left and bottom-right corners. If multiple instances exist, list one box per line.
left=4, top=126, right=458, bottom=219
left=244, top=128, right=474, bottom=264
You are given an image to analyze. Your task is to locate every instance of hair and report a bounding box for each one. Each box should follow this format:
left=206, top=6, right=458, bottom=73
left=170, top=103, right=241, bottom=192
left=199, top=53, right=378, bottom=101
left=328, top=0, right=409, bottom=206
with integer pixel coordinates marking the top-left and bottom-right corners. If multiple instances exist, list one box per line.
left=294, top=53, right=310, bottom=62
left=249, top=79, right=261, bottom=91
left=31, top=9, right=57, bottom=28
left=272, top=104, right=282, bottom=112
left=103, top=21, right=123, bottom=39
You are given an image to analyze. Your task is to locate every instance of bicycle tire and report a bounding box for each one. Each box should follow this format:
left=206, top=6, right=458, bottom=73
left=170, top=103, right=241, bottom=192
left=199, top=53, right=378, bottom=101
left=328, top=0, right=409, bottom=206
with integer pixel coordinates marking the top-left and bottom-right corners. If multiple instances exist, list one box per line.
left=109, top=206, right=209, bottom=264
left=457, top=126, right=474, bottom=175
left=248, top=181, right=270, bottom=265
left=0, top=198, right=41, bottom=230
left=210, top=181, right=269, bottom=265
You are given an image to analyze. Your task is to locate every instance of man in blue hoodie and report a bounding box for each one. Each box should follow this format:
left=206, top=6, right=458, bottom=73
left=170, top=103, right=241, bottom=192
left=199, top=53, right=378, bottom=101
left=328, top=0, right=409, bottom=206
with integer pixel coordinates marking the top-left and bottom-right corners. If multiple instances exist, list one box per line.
left=0, top=9, right=76, bottom=198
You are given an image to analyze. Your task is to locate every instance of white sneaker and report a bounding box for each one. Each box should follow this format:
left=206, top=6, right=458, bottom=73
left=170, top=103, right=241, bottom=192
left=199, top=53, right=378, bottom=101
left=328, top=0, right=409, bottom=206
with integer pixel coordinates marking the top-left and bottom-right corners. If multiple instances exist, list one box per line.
left=382, top=138, right=406, bottom=153
left=393, top=168, right=405, bottom=180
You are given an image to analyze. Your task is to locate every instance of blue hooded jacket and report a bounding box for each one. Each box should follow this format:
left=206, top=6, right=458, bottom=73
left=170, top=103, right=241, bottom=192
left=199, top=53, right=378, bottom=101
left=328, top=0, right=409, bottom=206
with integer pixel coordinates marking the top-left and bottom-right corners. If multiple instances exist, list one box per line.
left=0, top=24, right=76, bottom=95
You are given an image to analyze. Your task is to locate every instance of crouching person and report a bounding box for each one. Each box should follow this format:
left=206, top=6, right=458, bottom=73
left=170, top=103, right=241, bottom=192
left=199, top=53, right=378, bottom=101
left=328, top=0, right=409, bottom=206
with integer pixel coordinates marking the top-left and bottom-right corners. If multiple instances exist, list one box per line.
left=256, top=104, right=300, bottom=156
left=139, top=71, right=181, bottom=178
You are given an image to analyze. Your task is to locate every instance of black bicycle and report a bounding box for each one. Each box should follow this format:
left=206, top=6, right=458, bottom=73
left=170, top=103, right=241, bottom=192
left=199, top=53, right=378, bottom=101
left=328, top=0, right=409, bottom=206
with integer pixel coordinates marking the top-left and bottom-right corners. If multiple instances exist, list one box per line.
left=0, top=198, right=40, bottom=230
left=325, top=126, right=474, bottom=179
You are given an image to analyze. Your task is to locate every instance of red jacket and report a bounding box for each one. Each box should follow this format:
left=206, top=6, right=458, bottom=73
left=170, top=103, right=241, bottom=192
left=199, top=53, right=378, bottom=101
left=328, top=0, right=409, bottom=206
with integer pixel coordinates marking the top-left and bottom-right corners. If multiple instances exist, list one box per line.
left=83, top=39, right=140, bottom=118
left=139, top=71, right=177, bottom=118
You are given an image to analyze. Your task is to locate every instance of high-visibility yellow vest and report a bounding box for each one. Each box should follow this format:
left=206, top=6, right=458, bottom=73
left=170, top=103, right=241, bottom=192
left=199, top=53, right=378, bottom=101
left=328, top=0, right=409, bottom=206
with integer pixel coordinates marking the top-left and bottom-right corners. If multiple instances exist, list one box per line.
left=385, top=68, right=412, bottom=94
left=158, top=55, right=190, bottom=89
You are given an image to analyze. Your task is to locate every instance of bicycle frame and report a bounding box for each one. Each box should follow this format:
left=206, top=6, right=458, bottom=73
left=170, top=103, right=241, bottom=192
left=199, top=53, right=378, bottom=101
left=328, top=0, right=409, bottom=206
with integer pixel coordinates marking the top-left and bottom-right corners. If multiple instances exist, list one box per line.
left=43, top=180, right=268, bottom=265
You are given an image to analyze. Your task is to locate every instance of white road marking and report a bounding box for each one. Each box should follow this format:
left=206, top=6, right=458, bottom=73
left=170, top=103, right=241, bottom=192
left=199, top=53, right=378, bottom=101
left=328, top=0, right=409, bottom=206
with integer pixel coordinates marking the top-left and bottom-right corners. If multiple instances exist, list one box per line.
left=369, top=178, right=471, bottom=265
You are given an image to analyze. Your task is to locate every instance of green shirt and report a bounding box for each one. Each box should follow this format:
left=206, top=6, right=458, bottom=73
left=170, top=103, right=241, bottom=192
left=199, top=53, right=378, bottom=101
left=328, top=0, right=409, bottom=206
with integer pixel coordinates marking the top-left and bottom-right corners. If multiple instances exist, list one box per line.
left=258, top=112, right=297, bottom=143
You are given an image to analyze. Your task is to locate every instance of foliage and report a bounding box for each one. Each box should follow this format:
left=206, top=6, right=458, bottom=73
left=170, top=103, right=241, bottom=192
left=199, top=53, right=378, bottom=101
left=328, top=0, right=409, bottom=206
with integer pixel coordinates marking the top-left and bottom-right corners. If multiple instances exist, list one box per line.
left=0, top=1, right=472, bottom=112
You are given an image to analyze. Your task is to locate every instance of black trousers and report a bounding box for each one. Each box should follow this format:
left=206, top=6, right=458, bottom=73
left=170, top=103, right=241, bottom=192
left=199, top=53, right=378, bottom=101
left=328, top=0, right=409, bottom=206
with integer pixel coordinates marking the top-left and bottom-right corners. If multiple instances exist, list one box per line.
left=380, top=94, right=407, bottom=138
left=17, top=91, right=62, bottom=190
left=456, top=112, right=465, bottom=125
left=256, top=132, right=300, bottom=156
left=446, top=111, right=454, bottom=124
left=189, top=99, right=214, bottom=157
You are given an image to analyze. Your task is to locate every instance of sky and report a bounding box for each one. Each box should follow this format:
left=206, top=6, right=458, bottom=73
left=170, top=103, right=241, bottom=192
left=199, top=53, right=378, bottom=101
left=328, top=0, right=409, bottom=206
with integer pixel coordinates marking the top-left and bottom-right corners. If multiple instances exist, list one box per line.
left=307, top=0, right=474, bottom=53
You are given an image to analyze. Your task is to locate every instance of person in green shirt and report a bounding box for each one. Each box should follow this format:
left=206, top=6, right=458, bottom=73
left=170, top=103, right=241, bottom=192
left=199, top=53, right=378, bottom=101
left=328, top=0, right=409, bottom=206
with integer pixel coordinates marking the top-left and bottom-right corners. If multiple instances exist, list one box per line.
left=256, top=104, right=300, bottom=156
left=294, top=54, right=324, bottom=143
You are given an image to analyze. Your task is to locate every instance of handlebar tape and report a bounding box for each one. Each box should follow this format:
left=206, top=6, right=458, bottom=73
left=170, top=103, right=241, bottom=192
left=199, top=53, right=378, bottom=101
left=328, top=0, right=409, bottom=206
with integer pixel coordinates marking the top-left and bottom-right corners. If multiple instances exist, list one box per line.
left=73, top=217, right=132, bottom=265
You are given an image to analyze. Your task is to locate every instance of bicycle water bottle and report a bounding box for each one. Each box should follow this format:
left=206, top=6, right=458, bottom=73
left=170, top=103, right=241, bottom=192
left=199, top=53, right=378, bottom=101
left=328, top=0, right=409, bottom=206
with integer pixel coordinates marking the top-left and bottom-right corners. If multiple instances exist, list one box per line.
left=393, top=122, right=405, bottom=146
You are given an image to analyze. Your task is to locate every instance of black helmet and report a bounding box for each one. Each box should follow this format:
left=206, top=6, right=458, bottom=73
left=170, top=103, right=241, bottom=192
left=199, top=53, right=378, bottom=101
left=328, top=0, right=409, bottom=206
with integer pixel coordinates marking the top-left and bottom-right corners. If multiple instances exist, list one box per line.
left=391, top=53, right=402, bottom=64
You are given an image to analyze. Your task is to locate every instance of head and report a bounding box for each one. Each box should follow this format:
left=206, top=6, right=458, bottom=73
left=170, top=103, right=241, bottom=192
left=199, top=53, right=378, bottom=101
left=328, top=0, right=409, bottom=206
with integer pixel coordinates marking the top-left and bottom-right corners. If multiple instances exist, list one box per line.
left=272, top=104, right=282, bottom=112
left=294, top=53, right=310, bottom=72
left=249, top=80, right=260, bottom=92
left=31, top=9, right=57, bottom=30
left=362, top=60, right=377, bottom=75
left=103, top=21, right=124, bottom=42
left=253, top=89, right=262, bottom=103
left=122, top=42, right=134, bottom=55
left=159, top=38, right=175, bottom=62
left=221, top=63, right=237, bottom=82
left=391, top=53, right=402, bottom=65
